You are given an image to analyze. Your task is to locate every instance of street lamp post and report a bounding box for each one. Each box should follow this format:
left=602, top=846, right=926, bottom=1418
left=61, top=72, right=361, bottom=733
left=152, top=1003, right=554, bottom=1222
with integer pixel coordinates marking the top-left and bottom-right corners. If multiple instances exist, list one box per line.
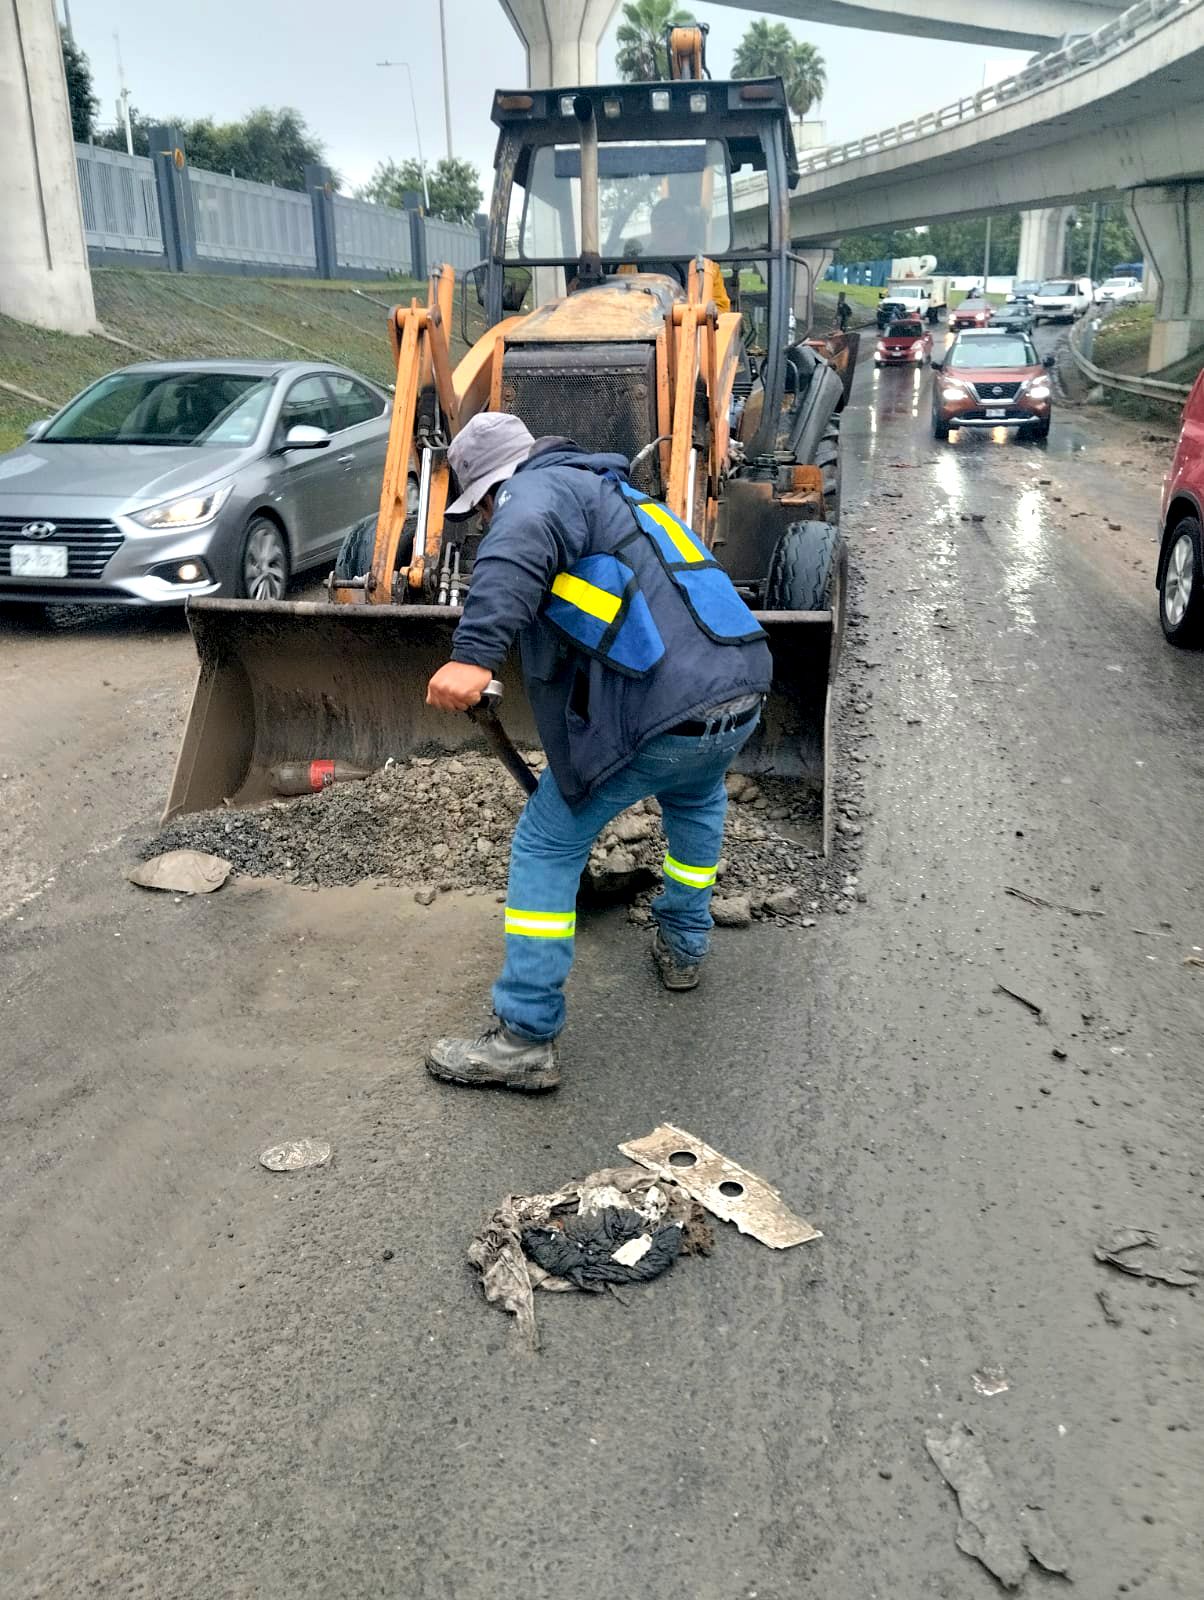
left=376, top=59, right=431, bottom=211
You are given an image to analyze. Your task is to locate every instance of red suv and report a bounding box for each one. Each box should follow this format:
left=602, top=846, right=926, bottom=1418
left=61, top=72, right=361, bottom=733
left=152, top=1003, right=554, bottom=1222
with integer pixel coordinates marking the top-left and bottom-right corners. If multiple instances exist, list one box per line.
left=1157, top=370, right=1204, bottom=645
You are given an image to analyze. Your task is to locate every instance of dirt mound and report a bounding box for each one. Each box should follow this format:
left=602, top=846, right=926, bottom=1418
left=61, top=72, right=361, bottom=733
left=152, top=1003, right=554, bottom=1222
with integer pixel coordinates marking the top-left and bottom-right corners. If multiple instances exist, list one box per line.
left=148, top=752, right=863, bottom=925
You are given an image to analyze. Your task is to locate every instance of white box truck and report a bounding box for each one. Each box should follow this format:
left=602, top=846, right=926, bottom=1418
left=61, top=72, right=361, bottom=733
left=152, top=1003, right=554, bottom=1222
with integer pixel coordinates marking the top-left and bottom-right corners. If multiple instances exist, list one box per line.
left=880, top=276, right=951, bottom=325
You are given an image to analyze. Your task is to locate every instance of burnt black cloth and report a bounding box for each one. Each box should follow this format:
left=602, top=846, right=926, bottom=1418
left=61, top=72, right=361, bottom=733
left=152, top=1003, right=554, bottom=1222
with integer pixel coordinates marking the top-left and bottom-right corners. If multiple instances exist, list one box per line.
left=521, top=1206, right=682, bottom=1292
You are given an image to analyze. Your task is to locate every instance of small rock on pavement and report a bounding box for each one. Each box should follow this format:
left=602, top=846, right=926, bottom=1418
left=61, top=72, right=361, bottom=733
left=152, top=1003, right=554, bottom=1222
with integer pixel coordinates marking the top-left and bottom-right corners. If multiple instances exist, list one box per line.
left=763, top=887, right=802, bottom=916
left=711, top=895, right=752, bottom=928
left=414, top=886, right=436, bottom=906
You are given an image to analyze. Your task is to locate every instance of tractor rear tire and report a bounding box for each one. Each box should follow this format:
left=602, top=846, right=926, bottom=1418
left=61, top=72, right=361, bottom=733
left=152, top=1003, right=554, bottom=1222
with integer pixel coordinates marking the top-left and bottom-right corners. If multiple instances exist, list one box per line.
left=813, top=414, right=841, bottom=525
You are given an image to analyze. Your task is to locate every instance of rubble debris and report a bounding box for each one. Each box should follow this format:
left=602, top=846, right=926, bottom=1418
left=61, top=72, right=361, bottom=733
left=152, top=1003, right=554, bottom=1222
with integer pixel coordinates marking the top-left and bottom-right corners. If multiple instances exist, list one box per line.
left=128, top=849, right=231, bottom=895
left=711, top=894, right=752, bottom=928
left=925, top=1421, right=1070, bottom=1589
left=1183, top=954, right=1204, bottom=970
left=1093, top=1227, right=1200, bottom=1288
left=259, top=1137, right=332, bottom=1172
left=994, top=983, right=1045, bottom=1023
left=468, top=1166, right=710, bottom=1347
left=1096, top=1288, right=1122, bottom=1327
left=148, top=753, right=849, bottom=925
left=618, top=1124, right=820, bottom=1249
left=972, top=1366, right=1009, bottom=1397
left=1004, top=885, right=1104, bottom=918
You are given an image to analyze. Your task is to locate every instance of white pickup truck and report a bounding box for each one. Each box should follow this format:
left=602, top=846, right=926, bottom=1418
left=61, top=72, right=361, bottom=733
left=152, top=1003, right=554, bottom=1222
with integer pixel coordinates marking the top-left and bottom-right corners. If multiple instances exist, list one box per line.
left=880, top=276, right=950, bottom=325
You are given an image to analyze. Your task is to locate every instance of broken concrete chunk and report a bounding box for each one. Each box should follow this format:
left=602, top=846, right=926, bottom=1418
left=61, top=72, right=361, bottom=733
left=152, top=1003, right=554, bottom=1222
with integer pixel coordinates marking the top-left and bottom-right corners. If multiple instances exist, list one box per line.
left=611, top=812, right=656, bottom=845
left=711, top=894, right=752, bottom=928
left=925, top=1422, right=1070, bottom=1589
left=618, top=1124, right=820, bottom=1249
left=128, top=849, right=231, bottom=895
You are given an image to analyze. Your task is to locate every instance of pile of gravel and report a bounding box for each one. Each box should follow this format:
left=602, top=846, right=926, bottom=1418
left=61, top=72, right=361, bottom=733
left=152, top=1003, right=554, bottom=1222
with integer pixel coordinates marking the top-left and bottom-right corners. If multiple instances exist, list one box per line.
left=147, top=747, right=865, bottom=926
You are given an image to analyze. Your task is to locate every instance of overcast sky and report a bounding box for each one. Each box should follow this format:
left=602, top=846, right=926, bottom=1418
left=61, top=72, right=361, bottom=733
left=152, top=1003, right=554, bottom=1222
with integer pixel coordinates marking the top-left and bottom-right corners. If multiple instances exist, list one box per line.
left=70, top=0, right=1030, bottom=194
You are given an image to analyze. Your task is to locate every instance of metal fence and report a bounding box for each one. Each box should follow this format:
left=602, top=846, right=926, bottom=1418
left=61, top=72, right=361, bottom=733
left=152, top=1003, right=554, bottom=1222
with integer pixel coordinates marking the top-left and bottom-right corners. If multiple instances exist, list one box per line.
left=190, top=167, right=315, bottom=267
left=75, top=145, right=162, bottom=254
left=424, top=216, right=483, bottom=271
left=332, top=194, right=413, bottom=274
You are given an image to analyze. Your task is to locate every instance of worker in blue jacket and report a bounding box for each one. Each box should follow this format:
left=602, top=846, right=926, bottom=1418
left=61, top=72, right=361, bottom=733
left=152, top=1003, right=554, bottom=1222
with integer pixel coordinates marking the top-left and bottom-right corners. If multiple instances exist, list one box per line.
left=424, top=411, right=772, bottom=1092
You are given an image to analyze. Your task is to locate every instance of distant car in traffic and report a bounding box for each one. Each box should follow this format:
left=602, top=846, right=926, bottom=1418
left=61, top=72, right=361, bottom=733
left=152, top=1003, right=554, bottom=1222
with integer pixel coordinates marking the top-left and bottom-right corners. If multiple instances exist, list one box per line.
left=1157, top=369, right=1204, bottom=645
left=1095, top=275, right=1144, bottom=306
left=876, top=297, right=910, bottom=330
left=1007, top=279, right=1042, bottom=304
left=991, top=300, right=1036, bottom=335
left=874, top=318, right=933, bottom=368
left=0, top=360, right=395, bottom=610
left=952, top=296, right=993, bottom=330
left=1031, top=276, right=1094, bottom=323
left=931, top=329, right=1057, bottom=441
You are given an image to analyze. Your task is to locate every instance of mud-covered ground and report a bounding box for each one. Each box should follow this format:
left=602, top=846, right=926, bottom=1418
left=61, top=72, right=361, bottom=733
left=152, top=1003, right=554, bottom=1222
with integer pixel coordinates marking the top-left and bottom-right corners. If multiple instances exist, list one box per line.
left=2, top=326, right=1202, bottom=1598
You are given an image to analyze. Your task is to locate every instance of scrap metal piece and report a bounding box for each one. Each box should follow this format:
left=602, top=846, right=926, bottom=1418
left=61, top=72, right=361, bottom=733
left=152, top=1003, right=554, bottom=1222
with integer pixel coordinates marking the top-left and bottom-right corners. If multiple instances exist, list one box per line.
left=617, top=1124, right=819, bottom=1249
left=259, top=1137, right=332, bottom=1172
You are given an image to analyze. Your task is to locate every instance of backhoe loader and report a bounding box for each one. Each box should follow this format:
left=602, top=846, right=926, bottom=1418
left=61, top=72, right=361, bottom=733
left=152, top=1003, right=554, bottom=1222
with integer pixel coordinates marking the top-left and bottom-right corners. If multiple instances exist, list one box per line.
left=165, top=27, right=858, bottom=849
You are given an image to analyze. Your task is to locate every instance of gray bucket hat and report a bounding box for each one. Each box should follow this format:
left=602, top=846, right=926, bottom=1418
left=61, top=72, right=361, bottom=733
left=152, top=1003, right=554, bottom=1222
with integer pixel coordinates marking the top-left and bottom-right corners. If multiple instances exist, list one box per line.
left=446, top=412, right=535, bottom=516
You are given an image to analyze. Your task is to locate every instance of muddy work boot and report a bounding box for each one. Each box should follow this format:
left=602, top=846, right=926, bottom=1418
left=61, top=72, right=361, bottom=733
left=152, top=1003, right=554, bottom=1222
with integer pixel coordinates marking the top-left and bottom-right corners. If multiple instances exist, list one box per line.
left=426, top=1022, right=560, bottom=1092
left=651, top=927, right=701, bottom=991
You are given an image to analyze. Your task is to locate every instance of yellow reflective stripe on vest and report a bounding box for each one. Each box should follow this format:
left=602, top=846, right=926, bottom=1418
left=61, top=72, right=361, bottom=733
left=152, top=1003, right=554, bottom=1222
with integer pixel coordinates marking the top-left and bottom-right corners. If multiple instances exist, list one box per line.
left=504, top=907, right=577, bottom=938
left=663, top=854, right=718, bottom=889
left=639, top=500, right=706, bottom=564
left=550, top=571, right=622, bottom=624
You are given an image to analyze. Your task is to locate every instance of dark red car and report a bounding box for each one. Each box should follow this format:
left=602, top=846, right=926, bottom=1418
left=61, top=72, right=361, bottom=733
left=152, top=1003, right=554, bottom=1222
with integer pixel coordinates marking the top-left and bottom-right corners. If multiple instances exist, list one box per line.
left=1157, top=369, right=1204, bottom=645
left=874, top=318, right=933, bottom=368
left=952, top=296, right=993, bottom=330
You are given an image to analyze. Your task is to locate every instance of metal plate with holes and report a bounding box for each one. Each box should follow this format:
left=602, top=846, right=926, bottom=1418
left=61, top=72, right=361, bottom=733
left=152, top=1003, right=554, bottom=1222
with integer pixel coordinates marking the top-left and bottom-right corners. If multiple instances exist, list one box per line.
left=618, top=1124, right=820, bottom=1249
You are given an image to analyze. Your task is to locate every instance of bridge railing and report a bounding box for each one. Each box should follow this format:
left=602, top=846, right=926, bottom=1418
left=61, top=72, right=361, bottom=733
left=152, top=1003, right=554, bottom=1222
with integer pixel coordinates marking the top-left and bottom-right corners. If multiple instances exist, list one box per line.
left=796, top=0, right=1196, bottom=178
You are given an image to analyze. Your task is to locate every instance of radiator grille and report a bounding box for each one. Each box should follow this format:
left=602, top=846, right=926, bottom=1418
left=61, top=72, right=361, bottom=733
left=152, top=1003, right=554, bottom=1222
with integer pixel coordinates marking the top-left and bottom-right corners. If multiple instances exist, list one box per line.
left=0, top=517, right=124, bottom=579
left=499, top=342, right=661, bottom=495
left=969, top=381, right=1023, bottom=402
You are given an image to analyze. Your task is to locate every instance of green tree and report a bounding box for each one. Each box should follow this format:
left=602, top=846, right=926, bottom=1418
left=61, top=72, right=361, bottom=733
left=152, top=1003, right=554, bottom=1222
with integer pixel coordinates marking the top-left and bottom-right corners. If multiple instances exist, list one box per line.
left=359, top=157, right=483, bottom=224
left=60, top=28, right=98, bottom=143
left=1065, top=205, right=1141, bottom=277
left=95, top=106, right=329, bottom=191
left=615, top=0, right=696, bottom=83
left=732, top=19, right=826, bottom=119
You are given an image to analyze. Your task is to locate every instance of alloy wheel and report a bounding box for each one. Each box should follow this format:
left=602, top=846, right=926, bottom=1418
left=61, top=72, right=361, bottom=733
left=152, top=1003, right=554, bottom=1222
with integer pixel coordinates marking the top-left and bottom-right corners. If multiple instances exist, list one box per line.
left=1164, top=531, right=1194, bottom=627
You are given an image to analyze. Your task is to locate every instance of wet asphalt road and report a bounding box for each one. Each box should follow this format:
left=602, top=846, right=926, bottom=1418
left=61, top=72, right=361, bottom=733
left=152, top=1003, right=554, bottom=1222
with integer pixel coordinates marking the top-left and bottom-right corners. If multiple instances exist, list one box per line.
left=2, top=342, right=1203, bottom=1598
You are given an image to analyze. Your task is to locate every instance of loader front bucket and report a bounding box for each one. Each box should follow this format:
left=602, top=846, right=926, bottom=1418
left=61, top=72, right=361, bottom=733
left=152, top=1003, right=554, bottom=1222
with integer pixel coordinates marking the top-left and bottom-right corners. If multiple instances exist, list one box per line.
left=163, top=599, right=538, bottom=822
left=164, top=599, right=840, bottom=851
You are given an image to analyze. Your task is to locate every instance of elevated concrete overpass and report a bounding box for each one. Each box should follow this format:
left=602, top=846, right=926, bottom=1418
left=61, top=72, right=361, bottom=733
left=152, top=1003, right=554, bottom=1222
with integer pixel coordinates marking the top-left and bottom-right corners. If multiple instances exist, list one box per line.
left=707, top=0, right=1124, bottom=52
left=731, top=0, right=1204, bottom=366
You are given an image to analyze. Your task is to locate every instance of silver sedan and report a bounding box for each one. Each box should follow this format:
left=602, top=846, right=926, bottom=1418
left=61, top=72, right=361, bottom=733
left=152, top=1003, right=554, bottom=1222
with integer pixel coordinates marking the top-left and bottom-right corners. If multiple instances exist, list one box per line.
left=0, top=360, right=394, bottom=608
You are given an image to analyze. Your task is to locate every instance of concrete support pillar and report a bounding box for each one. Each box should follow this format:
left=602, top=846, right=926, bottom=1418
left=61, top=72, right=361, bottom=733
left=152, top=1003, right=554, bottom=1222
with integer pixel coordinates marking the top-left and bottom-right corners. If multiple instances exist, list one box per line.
left=1016, top=207, right=1072, bottom=282
left=149, top=125, right=198, bottom=273
left=307, top=164, right=337, bottom=280
left=1126, top=184, right=1204, bottom=370
left=498, top=0, right=619, bottom=87
left=0, top=0, right=97, bottom=332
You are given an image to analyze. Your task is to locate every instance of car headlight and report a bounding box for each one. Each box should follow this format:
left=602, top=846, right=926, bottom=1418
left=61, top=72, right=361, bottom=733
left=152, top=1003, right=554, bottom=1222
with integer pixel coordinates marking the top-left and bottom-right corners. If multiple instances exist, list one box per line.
left=1025, top=381, right=1051, bottom=400
left=876, top=342, right=887, bottom=353
left=131, top=483, right=233, bottom=531
left=941, top=383, right=969, bottom=401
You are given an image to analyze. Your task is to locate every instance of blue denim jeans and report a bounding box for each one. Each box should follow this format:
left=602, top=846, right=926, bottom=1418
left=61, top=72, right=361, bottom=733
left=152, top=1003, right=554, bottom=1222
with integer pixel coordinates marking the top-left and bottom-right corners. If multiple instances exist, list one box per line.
left=494, top=717, right=758, bottom=1041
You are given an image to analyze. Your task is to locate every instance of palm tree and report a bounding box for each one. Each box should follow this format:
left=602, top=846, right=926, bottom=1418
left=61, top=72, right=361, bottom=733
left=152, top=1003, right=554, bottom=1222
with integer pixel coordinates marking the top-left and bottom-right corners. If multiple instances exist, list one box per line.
left=615, top=0, right=697, bottom=83
left=732, top=19, right=827, bottom=120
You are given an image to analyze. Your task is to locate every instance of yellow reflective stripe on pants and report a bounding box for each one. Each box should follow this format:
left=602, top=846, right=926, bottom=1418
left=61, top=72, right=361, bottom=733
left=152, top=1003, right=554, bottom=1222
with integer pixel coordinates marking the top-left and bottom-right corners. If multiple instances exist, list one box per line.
left=640, top=500, right=706, bottom=564
left=504, top=907, right=577, bottom=938
left=662, top=854, right=718, bottom=889
left=549, top=571, right=622, bottom=624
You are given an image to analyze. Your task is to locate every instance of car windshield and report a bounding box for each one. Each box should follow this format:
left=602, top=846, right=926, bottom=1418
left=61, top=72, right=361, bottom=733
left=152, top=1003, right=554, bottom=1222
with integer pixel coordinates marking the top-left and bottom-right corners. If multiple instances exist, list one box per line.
left=1038, top=280, right=1074, bottom=296
left=888, top=321, right=923, bottom=337
left=514, top=139, right=734, bottom=260
left=42, top=371, right=275, bottom=446
left=948, top=336, right=1036, bottom=369
left=1102, top=278, right=1131, bottom=289
left=1012, top=280, right=1040, bottom=294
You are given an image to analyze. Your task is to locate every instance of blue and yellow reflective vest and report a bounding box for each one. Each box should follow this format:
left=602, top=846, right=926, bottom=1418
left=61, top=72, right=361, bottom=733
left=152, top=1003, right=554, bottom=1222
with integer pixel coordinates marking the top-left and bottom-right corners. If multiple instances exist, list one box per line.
left=450, top=442, right=773, bottom=808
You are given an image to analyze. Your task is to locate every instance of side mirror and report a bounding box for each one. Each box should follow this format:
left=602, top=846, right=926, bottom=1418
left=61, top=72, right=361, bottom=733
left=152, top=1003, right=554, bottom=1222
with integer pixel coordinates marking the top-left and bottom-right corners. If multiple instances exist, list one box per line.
left=279, top=424, right=331, bottom=452
left=24, top=419, right=51, bottom=441
left=1044, top=354, right=1056, bottom=368
left=931, top=359, right=944, bottom=372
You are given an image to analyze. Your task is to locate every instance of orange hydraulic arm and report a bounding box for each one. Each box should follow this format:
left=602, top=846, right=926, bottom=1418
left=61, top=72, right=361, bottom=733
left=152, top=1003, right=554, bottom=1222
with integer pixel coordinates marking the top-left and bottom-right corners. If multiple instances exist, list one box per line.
left=334, top=264, right=459, bottom=605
